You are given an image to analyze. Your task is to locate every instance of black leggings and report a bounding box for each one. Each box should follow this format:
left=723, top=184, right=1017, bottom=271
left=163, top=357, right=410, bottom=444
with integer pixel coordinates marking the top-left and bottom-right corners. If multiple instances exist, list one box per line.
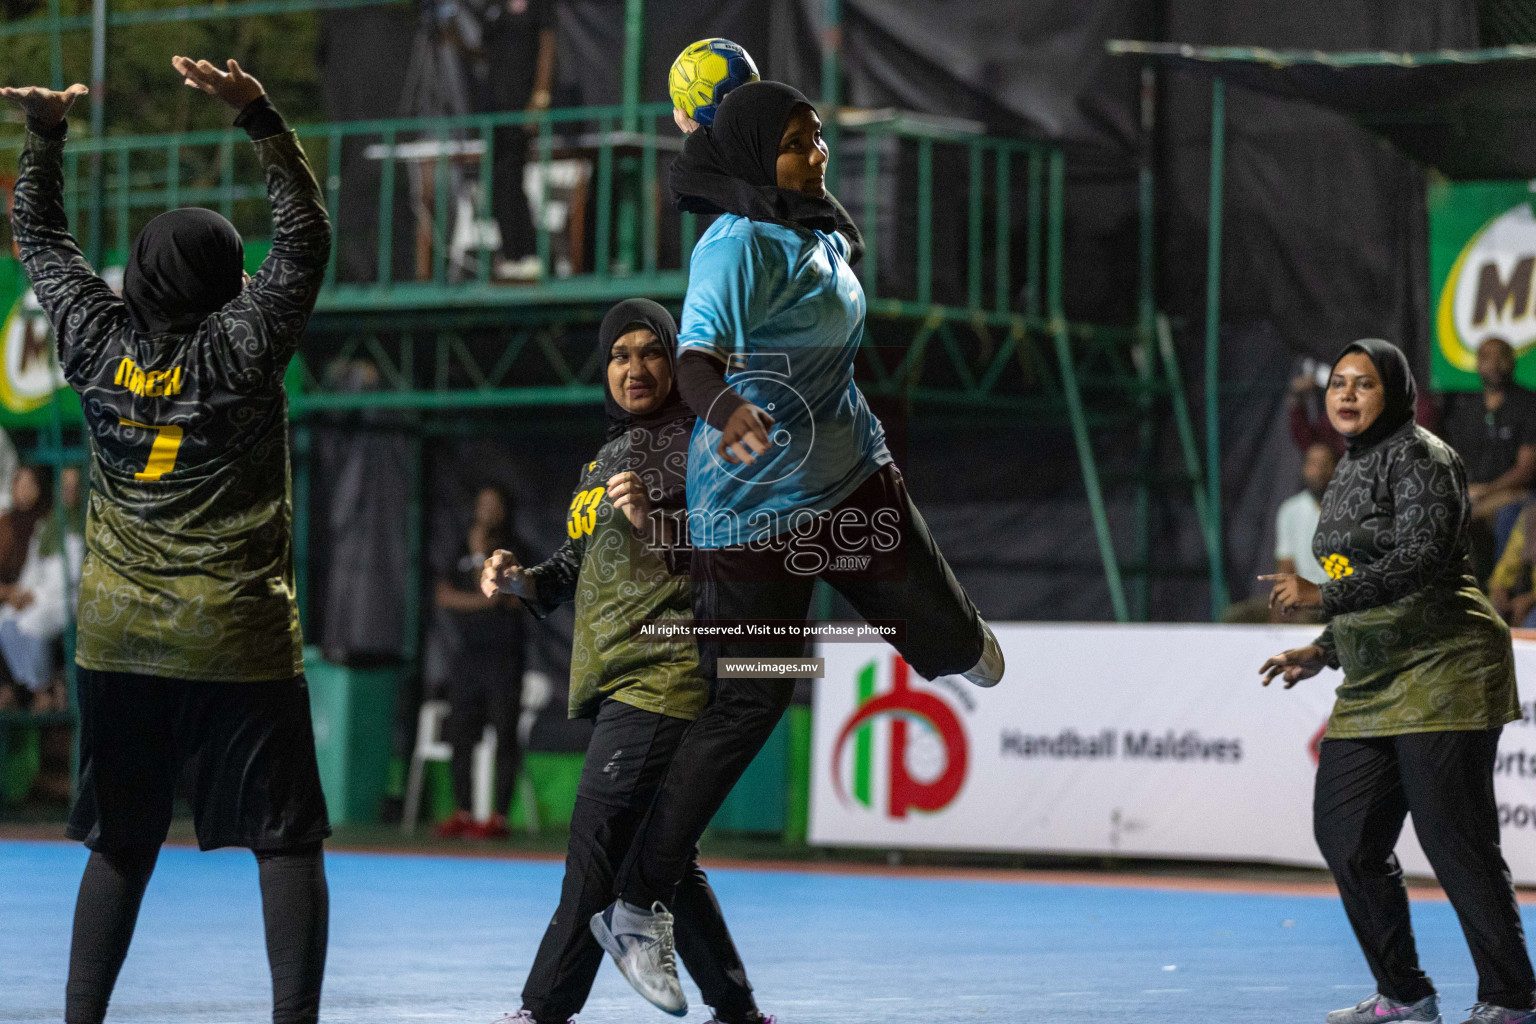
left=521, top=700, right=760, bottom=1024
left=618, top=464, right=985, bottom=908
left=1315, top=730, right=1535, bottom=1008
left=65, top=842, right=329, bottom=1024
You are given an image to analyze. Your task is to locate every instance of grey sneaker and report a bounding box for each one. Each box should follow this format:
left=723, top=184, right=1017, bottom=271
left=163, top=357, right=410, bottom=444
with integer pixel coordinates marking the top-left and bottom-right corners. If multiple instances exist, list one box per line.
left=961, top=622, right=1004, bottom=688
left=1327, top=994, right=1442, bottom=1024
left=589, top=899, right=687, bottom=1017
left=490, top=1012, right=571, bottom=1024
left=1458, top=1005, right=1536, bottom=1024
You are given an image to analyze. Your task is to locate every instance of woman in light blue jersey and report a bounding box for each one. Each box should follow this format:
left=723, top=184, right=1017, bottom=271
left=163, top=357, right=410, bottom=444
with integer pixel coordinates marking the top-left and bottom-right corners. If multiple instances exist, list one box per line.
left=588, top=80, right=1005, bottom=1015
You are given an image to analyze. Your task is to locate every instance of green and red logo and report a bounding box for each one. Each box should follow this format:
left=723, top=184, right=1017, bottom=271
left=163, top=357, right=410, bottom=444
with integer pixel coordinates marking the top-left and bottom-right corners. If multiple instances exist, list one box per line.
left=832, top=655, right=969, bottom=818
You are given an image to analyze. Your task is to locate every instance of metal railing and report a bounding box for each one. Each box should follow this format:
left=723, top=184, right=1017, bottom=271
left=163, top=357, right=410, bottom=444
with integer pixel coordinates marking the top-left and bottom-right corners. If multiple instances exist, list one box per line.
left=1, top=103, right=1206, bottom=623
left=3, top=103, right=1063, bottom=323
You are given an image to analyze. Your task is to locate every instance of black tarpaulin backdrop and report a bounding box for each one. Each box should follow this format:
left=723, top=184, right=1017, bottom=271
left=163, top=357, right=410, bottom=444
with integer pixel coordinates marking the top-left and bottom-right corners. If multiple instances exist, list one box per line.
left=310, top=1, right=1489, bottom=743
left=1126, top=44, right=1536, bottom=181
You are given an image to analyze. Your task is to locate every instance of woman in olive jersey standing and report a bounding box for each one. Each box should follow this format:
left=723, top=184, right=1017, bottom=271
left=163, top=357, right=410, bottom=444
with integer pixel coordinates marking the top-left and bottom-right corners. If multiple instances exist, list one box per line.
left=1262, top=339, right=1534, bottom=1024
left=482, top=299, right=772, bottom=1024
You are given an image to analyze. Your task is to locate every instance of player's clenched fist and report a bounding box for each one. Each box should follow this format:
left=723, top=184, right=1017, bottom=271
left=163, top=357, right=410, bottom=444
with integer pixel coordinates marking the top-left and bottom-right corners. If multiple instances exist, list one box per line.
left=606, top=471, right=651, bottom=531
left=481, top=548, right=533, bottom=600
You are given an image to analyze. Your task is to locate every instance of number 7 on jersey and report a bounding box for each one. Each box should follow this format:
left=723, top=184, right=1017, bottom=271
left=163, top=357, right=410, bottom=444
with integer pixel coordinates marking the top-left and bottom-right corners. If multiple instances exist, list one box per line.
left=118, top=418, right=185, bottom=481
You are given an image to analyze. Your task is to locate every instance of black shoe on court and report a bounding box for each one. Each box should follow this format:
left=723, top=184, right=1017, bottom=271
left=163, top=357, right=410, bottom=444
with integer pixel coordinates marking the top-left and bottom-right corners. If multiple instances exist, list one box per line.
left=961, top=621, right=1004, bottom=688
left=589, top=899, right=687, bottom=1016
left=1327, top=993, right=1442, bottom=1024
left=1459, top=1005, right=1536, bottom=1024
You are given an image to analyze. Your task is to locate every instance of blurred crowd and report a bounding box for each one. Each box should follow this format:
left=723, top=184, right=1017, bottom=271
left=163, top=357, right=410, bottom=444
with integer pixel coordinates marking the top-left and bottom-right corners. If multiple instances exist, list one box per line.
left=0, top=450, right=85, bottom=714
left=1240, top=338, right=1536, bottom=626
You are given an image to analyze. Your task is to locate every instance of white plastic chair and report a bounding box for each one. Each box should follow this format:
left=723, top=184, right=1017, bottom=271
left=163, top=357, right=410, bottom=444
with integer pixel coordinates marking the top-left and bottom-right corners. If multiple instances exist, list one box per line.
left=401, top=670, right=555, bottom=835
left=402, top=699, right=492, bottom=834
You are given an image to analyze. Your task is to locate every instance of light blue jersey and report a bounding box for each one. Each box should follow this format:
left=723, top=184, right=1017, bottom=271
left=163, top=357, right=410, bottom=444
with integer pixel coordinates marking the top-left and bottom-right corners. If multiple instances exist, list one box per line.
left=679, top=213, right=891, bottom=548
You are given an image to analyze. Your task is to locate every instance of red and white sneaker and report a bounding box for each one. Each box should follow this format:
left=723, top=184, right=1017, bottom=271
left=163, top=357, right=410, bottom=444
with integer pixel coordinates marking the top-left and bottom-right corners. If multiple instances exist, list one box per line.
left=434, top=810, right=475, bottom=839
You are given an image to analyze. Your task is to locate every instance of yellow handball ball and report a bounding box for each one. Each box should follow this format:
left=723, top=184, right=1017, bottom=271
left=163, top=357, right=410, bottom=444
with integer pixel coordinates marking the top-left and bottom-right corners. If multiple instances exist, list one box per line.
left=668, top=38, right=760, bottom=128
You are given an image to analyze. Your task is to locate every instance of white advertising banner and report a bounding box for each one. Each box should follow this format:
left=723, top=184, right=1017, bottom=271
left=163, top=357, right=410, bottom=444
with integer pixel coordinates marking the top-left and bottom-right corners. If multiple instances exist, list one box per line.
left=809, top=624, right=1536, bottom=883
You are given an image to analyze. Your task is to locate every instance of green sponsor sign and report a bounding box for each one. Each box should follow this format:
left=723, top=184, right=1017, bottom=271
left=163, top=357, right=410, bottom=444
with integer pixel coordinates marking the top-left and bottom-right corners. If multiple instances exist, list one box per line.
left=1430, top=179, right=1536, bottom=392
left=0, top=241, right=280, bottom=428
left=0, top=256, right=82, bottom=427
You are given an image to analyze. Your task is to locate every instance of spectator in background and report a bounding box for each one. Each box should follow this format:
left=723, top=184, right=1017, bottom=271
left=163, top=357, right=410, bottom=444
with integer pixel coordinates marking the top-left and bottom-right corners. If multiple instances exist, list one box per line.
left=1221, top=442, right=1339, bottom=626
left=57, top=464, right=85, bottom=542
left=1290, top=362, right=1346, bottom=458
left=481, top=0, right=555, bottom=282
left=1440, top=338, right=1536, bottom=581
left=0, top=425, right=19, bottom=514
left=0, top=464, right=52, bottom=710
left=1490, top=497, right=1536, bottom=628
left=0, top=465, right=83, bottom=712
left=433, top=483, right=526, bottom=840
left=1275, top=441, right=1338, bottom=586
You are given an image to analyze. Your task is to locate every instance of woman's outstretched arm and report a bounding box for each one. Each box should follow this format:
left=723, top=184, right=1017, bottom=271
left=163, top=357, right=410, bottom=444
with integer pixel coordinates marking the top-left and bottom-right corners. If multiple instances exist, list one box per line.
left=3, top=83, right=129, bottom=386
left=173, top=57, right=332, bottom=391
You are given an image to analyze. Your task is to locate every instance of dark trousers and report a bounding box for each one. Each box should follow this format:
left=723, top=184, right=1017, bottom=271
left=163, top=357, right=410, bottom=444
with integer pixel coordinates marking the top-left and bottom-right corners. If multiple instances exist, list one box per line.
left=444, top=656, right=524, bottom=815
left=491, top=125, right=536, bottom=260
left=521, top=699, right=758, bottom=1024
left=1315, top=729, right=1536, bottom=1008
left=619, top=464, right=985, bottom=907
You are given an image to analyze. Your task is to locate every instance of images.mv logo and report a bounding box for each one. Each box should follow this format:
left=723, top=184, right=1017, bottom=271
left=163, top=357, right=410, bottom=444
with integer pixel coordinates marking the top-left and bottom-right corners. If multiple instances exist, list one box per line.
left=832, top=655, right=969, bottom=818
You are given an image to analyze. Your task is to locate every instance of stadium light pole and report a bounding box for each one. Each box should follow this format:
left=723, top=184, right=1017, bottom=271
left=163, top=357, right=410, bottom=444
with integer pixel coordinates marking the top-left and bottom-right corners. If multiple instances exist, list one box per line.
left=45, top=0, right=64, bottom=89
left=1133, top=62, right=1156, bottom=620
left=1203, top=77, right=1228, bottom=618
left=820, top=0, right=842, bottom=196
left=86, top=0, right=107, bottom=267
left=621, top=0, right=642, bottom=134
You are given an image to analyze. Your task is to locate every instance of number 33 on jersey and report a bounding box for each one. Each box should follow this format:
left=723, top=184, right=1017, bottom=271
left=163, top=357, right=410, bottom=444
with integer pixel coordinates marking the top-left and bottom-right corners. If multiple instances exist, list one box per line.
left=568, top=485, right=606, bottom=539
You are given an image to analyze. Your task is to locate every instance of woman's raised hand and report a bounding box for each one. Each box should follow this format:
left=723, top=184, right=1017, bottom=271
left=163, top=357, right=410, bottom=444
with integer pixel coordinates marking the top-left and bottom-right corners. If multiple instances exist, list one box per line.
left=1259, top=644, right=1328, bottom=689
left=171, top=57, right=265, bottom=110
left=718, top=404, right=776, bottom=465
left=0, top=84, right=88, bottom=129
left=481, top=549, right=531, bottom=600
left=607, top=471, right=651, bottom=531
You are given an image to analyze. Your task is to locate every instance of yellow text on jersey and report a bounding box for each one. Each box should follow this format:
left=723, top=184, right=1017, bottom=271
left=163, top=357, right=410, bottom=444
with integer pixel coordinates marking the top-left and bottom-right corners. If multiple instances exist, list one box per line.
left=114, top=357, right=184, bottom=398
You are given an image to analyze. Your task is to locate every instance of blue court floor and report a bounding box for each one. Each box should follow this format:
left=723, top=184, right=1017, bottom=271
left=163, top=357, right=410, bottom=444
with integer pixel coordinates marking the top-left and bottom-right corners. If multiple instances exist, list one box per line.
left=0, top=840, right=1514, bottom=1023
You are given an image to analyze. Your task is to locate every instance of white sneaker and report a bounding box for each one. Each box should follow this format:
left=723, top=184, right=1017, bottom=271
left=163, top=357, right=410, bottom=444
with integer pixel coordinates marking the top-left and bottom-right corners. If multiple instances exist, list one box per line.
left=491, top=1013, right=571, bottom=1024
left=961, top=621, right=1004, bottom=688
left=589, top=899, right=687, bottom=1016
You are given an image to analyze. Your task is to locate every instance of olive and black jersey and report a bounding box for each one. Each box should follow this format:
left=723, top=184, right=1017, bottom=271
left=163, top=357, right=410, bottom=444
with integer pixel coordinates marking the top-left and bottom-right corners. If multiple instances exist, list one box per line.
left=11, top=124, right=330, bottom=681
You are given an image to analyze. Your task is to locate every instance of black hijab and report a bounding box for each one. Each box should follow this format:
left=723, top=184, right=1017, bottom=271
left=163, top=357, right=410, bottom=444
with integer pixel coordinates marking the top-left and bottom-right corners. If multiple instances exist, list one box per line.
left=123, top=208, right=246, bottom=336
left=1332, top=337, right=1418, bottom=452
left=669, top=80, right=863, bottom=262
left=598, top=298, right=691, bottom=441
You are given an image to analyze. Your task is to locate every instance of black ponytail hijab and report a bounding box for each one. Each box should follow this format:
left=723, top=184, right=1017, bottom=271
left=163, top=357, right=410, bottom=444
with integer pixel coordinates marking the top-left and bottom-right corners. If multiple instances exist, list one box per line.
left=123, top=208, right=246, bottom=336
left=1332, top=337, right=1418, bottom=452
left=669, top=80, right=863, bottom=262
left=598, top=298, right=691, bottom=440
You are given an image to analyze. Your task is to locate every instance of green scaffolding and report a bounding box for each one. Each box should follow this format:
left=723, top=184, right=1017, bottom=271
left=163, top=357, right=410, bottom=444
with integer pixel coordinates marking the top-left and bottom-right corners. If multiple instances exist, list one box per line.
left=0, top=0, right=1222, bottom=657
